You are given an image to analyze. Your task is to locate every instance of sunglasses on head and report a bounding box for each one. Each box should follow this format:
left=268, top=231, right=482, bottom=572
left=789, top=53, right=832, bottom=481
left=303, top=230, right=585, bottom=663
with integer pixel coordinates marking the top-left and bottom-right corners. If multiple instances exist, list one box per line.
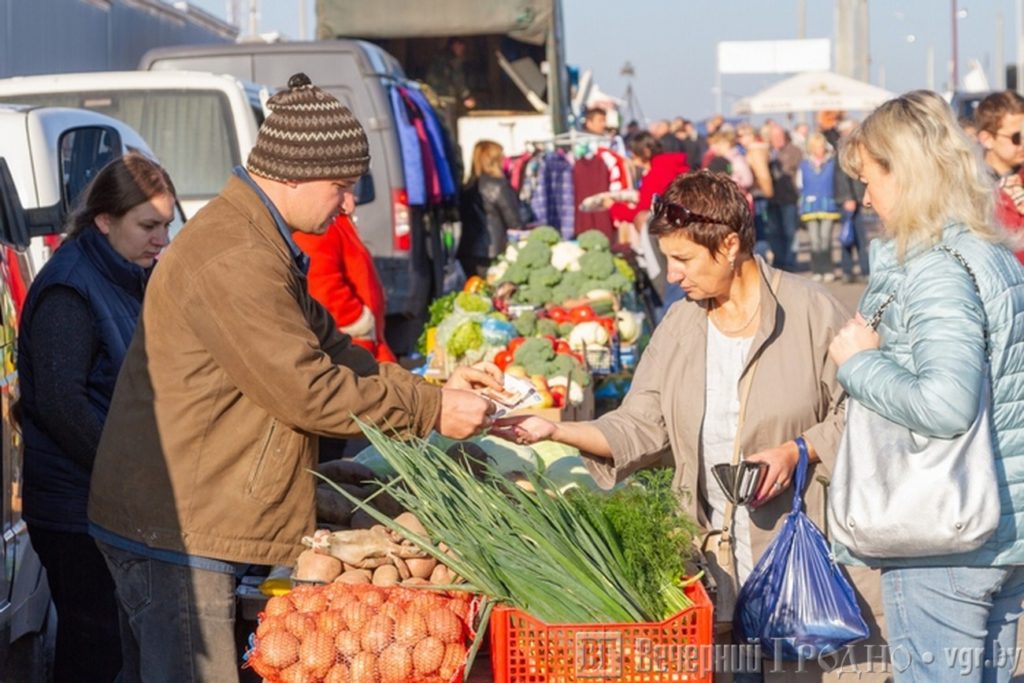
left=651, top=194, right=720, bottom=227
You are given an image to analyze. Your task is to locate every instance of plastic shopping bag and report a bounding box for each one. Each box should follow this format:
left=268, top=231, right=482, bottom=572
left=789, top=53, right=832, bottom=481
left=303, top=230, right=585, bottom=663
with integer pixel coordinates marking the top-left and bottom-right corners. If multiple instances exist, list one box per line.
left=838, top=212, right=857, bottom=248
left=733, top=437, right=868, bottom=661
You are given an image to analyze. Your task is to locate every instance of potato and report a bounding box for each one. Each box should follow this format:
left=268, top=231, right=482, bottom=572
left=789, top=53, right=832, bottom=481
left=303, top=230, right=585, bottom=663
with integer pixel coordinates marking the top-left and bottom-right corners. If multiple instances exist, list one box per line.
left=406, top=557, right=437, bottom=580
left=429, top=564, right=451, bottom=585
left=393, top=513, right=428, bottom=537
left=372, top=565, right=399, bottom=587
left=294, top=549, right=342, bottom=583
left=315, top=485, right=355, bottom=526
left=334, top=569, right=372, bottom=584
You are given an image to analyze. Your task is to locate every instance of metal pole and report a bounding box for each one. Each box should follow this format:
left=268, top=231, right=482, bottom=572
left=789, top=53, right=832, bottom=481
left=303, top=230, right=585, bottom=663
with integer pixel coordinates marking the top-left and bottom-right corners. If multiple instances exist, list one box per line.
left=952, top=0, right=959, bottom=91
left=879, top=63, right=886, bottom=90
left=248, top=0, right=259, bottom=38
left=298, top=0, right=307, bottom=40
left=798, top=0, right=806, bottom=39
left=714, top=49, right=723, bottom=114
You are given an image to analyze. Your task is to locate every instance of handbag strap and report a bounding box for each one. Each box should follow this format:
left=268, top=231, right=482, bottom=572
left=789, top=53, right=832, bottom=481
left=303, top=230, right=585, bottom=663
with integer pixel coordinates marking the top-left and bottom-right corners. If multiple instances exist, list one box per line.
left=936, top=245, right=990, bottom=358
left=791, top=436, right=811, bottom=514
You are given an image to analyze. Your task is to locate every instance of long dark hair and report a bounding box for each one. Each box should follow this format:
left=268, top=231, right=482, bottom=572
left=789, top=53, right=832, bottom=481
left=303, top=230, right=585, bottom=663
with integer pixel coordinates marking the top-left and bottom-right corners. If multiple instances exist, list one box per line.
left=65, top=153, right=176, bottom=240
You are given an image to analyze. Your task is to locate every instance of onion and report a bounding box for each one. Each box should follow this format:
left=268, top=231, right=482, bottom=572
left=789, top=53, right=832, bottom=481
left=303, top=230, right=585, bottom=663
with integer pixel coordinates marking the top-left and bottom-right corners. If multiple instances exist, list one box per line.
left=315, top=609, right=347, bottom=637
left=283, top=612, right=315, bottom=639
left=349, top=652, right=378, bottom=683
left=334, top=629, right=361, bottom=659
left=360, top=588, right=386, bottom=608
left=378, top=643, right=412, bottom=683
left=258, top=629, right=300, bottom=669
left=300, top=631, right=336, bottom=679
left=277, top=663, right=305, bottom=683
left=426, top=606, right=463, bottom=644
left=264, top=594, right=295, bottom=617
left=340, top=601, right=374, bottom=632
left=360, top=614, right=395, bottom=654
left=412, top=635, right=445, bottom=675
left=255, top=615, right=284, bottom=639
left=440, top=641, right=468, bottom=680
left=323, top=662, right=350, bottom=683
left=393, top=610, right=427, bottom=646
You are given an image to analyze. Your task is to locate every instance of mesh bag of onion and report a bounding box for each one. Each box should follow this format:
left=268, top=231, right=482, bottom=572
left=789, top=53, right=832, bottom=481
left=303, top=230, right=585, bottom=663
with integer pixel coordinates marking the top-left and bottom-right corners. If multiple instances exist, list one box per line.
left=244, top=582, right=477, bottom=683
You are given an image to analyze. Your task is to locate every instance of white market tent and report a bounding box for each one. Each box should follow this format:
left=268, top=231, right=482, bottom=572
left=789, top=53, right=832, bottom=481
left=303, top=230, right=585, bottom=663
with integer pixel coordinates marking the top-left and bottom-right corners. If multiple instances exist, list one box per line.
left=733, top=71, right=896, bottom=115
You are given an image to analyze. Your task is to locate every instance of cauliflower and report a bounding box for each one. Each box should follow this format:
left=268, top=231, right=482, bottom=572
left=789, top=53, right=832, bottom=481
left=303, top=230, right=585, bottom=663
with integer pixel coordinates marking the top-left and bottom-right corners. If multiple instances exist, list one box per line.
left=503, top=243, right=520, bottom=262
left=550, top=241, right=585, bottom=272
left=578, top=229, right=611, bottom=252
left=568, top=321, right=610, bottom=351
left=487, top=260, right=510, bottom=283
left=526, top=225, right=562, bottom=245
left=580, top=250, right=616, bottom=280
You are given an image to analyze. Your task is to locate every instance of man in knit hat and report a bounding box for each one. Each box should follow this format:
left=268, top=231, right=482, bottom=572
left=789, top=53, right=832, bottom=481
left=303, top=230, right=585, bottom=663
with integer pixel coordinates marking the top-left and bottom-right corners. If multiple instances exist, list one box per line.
left=87, top=73, right=499, bottom=681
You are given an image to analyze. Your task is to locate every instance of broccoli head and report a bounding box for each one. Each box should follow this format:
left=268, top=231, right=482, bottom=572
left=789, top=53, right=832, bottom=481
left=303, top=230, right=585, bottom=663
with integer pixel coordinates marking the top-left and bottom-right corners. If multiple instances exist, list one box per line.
left=512, top=309, right=537, bottom=337
left=578, top=229, right=611, bottom=252
left=515, top=241, right=553, bottom=270
left=500, top=261, right=531, bottom=286
left=550, top=353, right=591, bottom=386
left=528, top=266, right=562, bottom=291
left=580, top=250, right=616, bottom=280
left=557, top=321, right=575, bottom=337
left=513, top=337, right=556, bottom=375
left=526, top=225, right=562, bottom=246
left=603, top=271, right=632, bottom=294
left=536, top=318, right=559, bottom=338
left=512, top=284, right=548, bottom=307
left=551, top=282, right=577, bottom=305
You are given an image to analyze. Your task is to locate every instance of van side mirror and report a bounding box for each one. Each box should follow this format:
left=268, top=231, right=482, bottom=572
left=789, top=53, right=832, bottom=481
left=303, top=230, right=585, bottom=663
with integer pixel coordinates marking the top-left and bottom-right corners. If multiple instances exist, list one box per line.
left=59, top=126, right=123, bottom=213
left=355, top=174, right=375, bottom=206
left=0, top=159, right=29, bottom=250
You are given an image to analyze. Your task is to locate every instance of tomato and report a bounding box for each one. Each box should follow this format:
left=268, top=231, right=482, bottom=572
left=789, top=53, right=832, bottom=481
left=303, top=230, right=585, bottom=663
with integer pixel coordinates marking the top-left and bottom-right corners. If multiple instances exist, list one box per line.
left=554, top=340, right=573, bottom=355
left=549, top=385, right=567, bottom=408
left=596, top=317, right=616, bottom=335
left=547, top=306, right=569, bottom=324
left=493, top=350, right=514, bottom=371
left=543, top=335, right=558, bottom=349
left=570, top=305, right=596, bottom=325
left=570, top=351, right=585, bottom=365
left=507, top=337, right=527, bottom=355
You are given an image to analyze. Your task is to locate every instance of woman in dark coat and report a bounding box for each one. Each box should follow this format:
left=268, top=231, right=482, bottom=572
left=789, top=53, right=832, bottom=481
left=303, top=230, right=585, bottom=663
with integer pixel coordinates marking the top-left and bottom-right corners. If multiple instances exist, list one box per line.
left=18, top=153, right=175, bottom=682
left=458, top=139, right=522, bottom=277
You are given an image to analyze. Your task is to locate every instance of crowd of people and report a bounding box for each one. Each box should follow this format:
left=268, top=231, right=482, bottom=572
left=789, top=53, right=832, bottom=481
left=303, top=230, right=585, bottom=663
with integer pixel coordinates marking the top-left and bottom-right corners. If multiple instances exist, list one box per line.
left=13, top=70, right=1024, bottom=683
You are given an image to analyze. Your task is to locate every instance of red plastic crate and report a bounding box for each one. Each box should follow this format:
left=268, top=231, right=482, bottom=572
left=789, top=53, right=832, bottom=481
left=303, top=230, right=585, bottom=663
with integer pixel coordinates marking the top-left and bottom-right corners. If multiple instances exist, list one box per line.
left=489, top=582, right=713, bottom=682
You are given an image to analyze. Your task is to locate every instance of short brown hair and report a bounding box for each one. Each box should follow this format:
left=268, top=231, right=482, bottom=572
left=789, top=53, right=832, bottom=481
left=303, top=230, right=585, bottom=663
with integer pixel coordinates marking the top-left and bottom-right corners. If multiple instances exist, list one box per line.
left=66, top=153, right=176, bottom=240
left=975, top=90, right=1024, bottom=134
left=649, top=170, right=754, bottom=256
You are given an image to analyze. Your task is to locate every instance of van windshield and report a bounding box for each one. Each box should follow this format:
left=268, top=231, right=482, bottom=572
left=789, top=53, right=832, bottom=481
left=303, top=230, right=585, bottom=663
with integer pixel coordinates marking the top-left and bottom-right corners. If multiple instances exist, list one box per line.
left=1, top=90, right=238, bottom=201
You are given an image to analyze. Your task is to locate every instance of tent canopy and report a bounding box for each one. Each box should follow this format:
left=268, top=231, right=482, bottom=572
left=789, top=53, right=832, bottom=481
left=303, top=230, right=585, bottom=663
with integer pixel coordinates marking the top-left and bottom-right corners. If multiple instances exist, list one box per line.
left=733, top=71, right=896, bottom=115
left=316, top=0, right=554, bottom=45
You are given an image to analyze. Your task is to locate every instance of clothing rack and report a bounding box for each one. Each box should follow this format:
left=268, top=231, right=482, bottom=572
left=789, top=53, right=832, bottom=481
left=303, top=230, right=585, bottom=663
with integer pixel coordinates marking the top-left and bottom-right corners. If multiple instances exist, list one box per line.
left=526, top=129, right=608, bottom=149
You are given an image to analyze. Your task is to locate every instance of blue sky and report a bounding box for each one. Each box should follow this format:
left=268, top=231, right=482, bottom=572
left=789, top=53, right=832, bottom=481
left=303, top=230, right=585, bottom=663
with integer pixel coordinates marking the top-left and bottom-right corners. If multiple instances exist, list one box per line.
left=191, top=0, right=1020, bottom=121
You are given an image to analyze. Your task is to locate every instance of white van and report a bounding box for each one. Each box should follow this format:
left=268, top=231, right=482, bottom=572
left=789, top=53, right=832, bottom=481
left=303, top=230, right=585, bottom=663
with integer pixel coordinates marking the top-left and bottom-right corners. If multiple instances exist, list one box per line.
left=0, top=71, right=268, bottom=221
left=0, top=104, right=159, bottom=676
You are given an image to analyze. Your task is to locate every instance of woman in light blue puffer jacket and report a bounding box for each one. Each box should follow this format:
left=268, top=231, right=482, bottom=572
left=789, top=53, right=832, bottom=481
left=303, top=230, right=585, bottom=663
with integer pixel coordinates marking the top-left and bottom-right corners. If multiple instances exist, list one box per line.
left=829, top=90, right=1024, bottom=683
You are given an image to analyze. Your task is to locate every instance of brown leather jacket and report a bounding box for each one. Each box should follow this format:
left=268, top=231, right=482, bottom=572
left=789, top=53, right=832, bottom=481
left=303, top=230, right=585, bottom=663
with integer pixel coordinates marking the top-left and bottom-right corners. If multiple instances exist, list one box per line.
left=88, top=176, right=441, bottom=566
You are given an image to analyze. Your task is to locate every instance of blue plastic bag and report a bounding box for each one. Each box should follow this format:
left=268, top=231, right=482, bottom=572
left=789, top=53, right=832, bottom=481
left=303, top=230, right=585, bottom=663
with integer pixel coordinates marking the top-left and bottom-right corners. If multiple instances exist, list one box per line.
left=838, top=212, right=857, bottom=248
left=733, top=437, right=868, bottom=661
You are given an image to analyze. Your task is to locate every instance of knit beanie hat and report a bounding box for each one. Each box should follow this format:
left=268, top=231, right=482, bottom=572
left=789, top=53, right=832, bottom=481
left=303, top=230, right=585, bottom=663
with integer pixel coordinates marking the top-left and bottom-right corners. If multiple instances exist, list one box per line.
left=246, top=73, right=370, bottom=182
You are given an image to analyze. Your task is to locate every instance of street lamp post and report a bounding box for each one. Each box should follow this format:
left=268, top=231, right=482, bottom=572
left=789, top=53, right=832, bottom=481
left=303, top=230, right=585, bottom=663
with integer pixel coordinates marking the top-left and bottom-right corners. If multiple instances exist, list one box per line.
left=952, top=0, right=959, bottom=90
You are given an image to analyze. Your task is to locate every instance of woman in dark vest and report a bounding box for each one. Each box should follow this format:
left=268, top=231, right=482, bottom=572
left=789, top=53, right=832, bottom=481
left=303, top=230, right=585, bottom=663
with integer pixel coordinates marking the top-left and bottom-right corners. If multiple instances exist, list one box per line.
left=18, top=153, right=175, bottom=682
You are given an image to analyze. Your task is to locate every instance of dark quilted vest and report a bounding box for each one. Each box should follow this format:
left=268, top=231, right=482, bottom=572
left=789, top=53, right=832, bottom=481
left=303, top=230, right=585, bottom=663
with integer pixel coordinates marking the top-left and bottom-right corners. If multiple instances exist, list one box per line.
left=19, top=227, right=147, bottom=532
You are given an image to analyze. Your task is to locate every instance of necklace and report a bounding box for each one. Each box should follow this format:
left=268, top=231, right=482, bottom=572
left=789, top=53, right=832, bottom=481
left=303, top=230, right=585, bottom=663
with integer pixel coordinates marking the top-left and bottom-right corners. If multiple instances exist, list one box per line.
left=709, top=298, right=761, bottom=335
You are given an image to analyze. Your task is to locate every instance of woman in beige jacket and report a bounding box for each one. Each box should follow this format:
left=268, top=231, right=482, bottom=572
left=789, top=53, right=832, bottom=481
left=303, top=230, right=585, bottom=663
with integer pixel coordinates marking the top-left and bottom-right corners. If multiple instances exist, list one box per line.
left=496, top=170, right=887, bottom=682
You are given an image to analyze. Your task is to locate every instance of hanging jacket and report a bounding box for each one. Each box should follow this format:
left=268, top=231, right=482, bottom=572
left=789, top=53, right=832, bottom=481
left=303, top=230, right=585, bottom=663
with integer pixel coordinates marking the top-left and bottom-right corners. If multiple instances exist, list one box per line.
left=399, top=89, right=442, bottom=205
left=293, top=215, right=396, bottom=363
left=836, top=224, right=1024, bottom=567
left=403, top=87, right=456, bottom=200
left=19, top=227, right=148, bottom=532
left=573, top=155, right=614, bottom=239
left=609, top=152, right=690, bottom=224
left=798, top=157, right=840, bottom=220
left=529, top=151, right=574, bottom=237
left=388, top=86, right=426, bottom=206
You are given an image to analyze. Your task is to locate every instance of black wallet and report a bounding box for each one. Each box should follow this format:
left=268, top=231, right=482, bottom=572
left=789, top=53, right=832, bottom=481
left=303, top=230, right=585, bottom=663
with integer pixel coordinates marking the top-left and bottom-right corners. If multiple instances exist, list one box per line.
left=711, top=460, right=768, bottom=506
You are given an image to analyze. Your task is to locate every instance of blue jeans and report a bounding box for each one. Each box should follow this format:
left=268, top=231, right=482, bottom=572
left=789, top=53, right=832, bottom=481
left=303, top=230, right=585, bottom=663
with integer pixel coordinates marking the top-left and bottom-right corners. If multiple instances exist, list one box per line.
left=98, top=542, right=240, bottom=683
left=881, top=565, right=1024, bottom=683
left=840, top=210, right=871, bottom=279
left=766, top=203, right=799, bottom=271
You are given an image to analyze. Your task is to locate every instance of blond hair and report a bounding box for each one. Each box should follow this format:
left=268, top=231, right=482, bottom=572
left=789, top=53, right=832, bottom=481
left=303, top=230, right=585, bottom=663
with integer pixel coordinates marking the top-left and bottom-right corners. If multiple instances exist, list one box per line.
left=839, top=90, right=1001, bottom=258
left=468, top=140, right=505, bottom=181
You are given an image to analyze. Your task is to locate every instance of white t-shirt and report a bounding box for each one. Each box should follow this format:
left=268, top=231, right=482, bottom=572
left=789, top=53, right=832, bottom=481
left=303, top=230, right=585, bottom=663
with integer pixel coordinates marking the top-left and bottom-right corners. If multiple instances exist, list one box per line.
left=701, top=322, right=756, bottom=583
